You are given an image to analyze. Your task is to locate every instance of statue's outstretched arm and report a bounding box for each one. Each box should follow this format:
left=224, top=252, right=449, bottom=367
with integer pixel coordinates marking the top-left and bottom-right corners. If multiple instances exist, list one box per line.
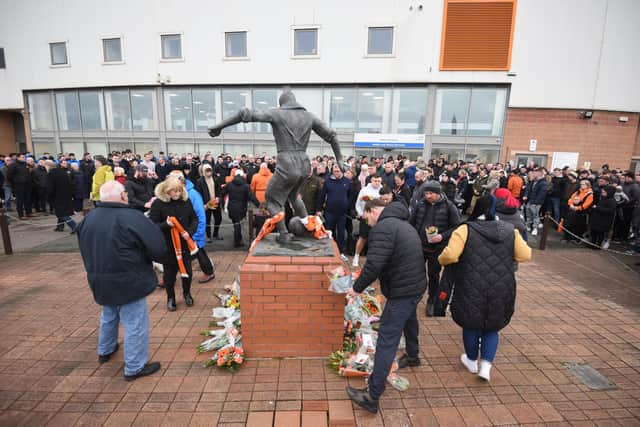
left=208, top=108, right=273, bottom=137
left=312, top=118, right=343, bottom=164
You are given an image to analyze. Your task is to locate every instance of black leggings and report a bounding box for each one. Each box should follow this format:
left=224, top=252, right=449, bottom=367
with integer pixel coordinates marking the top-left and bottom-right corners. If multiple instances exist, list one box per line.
left=205, top=208, right=222, bottom=238
left=162, top=259, right=192, bottom=299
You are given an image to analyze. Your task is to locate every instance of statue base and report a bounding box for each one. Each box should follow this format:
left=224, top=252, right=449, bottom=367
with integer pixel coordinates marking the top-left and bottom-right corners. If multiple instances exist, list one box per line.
left=240, top=234, right=345, bottom=357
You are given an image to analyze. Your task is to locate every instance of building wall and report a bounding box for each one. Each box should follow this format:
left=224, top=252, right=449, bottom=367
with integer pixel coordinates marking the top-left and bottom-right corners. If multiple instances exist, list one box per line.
left=502, top=109, right=640, bottom=169
left=0, top=112, right=16, bottom=154
left=0, top=0, right=639, bottom=112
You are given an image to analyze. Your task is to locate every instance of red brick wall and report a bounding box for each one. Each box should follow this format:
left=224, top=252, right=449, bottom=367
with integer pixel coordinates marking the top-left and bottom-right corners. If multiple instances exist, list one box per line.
left=503, top=108, right=640, bottom=170
left=240, top=244, right=345, bottom=358
left=0, top=111, right=16, bottom=154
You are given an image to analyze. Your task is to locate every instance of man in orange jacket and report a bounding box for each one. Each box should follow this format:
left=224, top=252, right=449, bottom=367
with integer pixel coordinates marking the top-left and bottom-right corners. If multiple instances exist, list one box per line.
left=507, top=170, right=524, bottom=201
left=250, top=163, right=273, bottom=203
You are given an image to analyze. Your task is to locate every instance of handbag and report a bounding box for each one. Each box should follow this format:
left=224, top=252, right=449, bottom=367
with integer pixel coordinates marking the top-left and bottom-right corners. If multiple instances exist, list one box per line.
left=433, top=266, right=455, bottom=317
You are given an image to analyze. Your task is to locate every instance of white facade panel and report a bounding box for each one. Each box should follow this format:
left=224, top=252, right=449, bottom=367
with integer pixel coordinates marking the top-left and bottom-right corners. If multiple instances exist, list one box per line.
left=0, top=0, right=638, bottom=112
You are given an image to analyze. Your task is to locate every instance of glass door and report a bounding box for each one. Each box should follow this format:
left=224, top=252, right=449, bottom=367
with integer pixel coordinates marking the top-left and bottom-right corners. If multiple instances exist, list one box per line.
left=515, top=154, right=547, bottom=169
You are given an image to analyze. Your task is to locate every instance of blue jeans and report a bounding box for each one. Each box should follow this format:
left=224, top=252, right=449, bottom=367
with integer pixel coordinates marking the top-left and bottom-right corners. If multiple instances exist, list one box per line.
left=3, top=187, right=11, bottom=209
left=324, top=211, right=346, bottom=253
left=369, top=293, right=423, bottom=399
left=57, top=216, right=77, bottom=231
left=463, top=329, right=499, bottom=363
left=98, top=297, right=149, bottom=376
left=550, top=197, right=561, bottom=222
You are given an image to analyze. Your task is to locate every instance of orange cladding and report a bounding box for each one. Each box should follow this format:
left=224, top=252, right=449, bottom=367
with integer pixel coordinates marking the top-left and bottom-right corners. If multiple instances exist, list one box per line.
left=440, top=0, right=517, bottom=71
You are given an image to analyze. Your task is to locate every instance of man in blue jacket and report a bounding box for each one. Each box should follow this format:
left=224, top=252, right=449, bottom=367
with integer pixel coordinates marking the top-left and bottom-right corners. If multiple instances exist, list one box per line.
left=316, top=164, right=351, bottom=260
left=76, top=180, right=166, bottom=381
left=522, top=167, right=548, bottom=236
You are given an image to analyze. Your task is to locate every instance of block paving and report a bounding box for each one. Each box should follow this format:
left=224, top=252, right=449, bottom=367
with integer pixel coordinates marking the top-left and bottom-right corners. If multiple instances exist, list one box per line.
left=0, top=250, right=639, bottom=426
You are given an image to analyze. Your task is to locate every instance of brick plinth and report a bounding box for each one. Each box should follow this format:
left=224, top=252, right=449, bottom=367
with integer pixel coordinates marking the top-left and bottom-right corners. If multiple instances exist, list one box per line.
left=240, top=241, right=345, bottom=358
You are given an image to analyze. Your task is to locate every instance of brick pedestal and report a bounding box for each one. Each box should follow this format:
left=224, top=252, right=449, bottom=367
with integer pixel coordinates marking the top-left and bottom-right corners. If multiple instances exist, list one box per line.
left=240, top=240, right=345, bottom=358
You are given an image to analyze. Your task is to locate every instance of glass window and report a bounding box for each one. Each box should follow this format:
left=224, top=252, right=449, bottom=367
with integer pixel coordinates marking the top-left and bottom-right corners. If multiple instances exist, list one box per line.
left=224, top=144, right=253, bottom=158
left=294, top=29, right=318, bottom=56
left=431, top=145, right=465, bottom=162
left=253, top=89, right=278, bottom=133
left=464, top=145, right=500, bottom=163
left=434, top=88, right=471, bottom=135
left=391, top=88, right=428, bottom=133
left=161, top=34, right=182, bottom=59
left=131, top=89, right=157, bottom=131
left=105, top=89, right=132, bottom=130
left=102, top=38, right=122, bottom=62
left=28, top=93, right=54, bottom=130
left=61, top=141, right=84, bottom=156
left=50, top=42, right=68, bottom=65
left=327, top=88, right=357, bottom=131
left=225, top=32, right=247, bottom=57
left=367, top=27, right=393, bottom=55
left=55, top=91, right=81, bottom=131
left=292, top=88, right=323, bottom=117
left=79, top=91, right=106, bottom=130
left=164, top=89, right=193, bottom=131
left=222, top=89, right=251, bottom=132
left=167, top=143, right=194, bottom=156
left=85, top=141, right=108, bottom=157
left=108, top=140, right=133, bottom=153
left=0, top=48, right=5, bottom=69
left=32, top=140, right=58, bottom=157
left=357, top=88, right=389, bottom=133
left=467, top=88, right=507, bottom=136
left=134, top=142, right=159, bottom=155
left=193, top=89, right=219, bottom=131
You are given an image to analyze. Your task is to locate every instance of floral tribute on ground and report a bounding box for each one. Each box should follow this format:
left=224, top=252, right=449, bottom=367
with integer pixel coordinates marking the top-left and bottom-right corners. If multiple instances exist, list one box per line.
left=198, top=277, right=245, bottom=372
left=327, top=267, right=410, bottom=391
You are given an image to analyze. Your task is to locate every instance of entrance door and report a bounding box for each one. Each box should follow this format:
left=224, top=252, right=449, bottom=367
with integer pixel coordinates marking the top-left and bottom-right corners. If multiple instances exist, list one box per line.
left=515, top=154, right=547, bottom=169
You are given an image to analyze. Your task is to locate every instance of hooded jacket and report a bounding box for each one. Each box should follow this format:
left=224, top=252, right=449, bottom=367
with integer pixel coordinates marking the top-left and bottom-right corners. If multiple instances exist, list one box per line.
left=409, top=193, right=461, bottom=252
left=589, top=186, right=617, bottom=232
left=439, top=220, right=531, bottom=331
left=76, top=202, right=167, bottom=306
left=353, top=202, right=427, bottom=299
left=185, top=179, right=206, bottom=248
left=91, top=165, right=114, bottom=201
left=250, top=166, right=273, bottom=203
left=124, top=176, right=154, bottom=211
left=355, top=183, right=381, bottom=217
left=224, top=175, right=259, bottom=221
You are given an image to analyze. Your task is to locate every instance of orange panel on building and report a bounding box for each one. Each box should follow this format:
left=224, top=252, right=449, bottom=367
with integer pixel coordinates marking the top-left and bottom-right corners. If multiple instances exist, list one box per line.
left=440, top=0, right=517, bottom=71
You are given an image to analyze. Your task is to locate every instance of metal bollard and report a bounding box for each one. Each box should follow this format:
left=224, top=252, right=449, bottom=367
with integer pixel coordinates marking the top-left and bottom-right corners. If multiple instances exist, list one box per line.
left=0, top=207, right=13, bottom=255
left=538, top=211, right=552, bottom=251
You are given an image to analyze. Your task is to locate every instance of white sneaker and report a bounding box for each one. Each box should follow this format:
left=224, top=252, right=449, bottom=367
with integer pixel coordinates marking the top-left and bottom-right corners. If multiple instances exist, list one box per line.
left=478, top=360, right=492, bottom=382
left=460, top=353, right=478, bottom=373
left=352, top=255, right=360, bottom=268
left=340, top=254, right=349, bottom=262
left=537, top=223, right=544, bottom=229
left=531, top=228, right=538, bottom=236
left=601, top=239, right=610, bottom=250
left=152, top=262, right=164, bottom=273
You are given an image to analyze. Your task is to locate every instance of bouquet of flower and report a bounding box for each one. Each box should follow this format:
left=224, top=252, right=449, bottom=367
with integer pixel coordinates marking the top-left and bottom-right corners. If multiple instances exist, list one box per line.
left=360, top=293, right=382, bottom=317
left=197, top=327, right=240, bottom=353
left=205, top=345, right=244, bottom=372
left=206, top=198, right=219, bottom=210
left=225, top=295, right=240, bottom=310
left=328, top=266, right=355, bottom=293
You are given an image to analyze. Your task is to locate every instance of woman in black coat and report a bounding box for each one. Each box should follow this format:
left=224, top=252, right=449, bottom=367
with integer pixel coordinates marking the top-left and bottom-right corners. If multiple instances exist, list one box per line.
left=439, top=196, right=531, bottom=382
left=70, top=163, right=86, bottom=213
left=223, top=171, right=259, bottom=247
left=589, top=185, right=617, bottom=248
left=149, top=176, right=199, bottom=311
left=47, top=161, right=76, bottom=232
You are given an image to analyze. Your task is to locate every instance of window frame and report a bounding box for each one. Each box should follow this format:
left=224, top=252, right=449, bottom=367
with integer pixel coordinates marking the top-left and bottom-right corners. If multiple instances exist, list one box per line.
left=224, top=30, right=249, bottom=60
left=365, top=26, right=395, bottom=57
left=49, top=40, right=70, bottom=67
left=159, top=32, right=184, bottom=62
left=291, top=25, right=320, bottom=59
left=101, top=35, right=125, bottom=65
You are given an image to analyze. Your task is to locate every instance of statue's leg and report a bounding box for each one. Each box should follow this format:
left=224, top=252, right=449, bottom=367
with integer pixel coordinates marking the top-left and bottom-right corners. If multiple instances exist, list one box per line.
left=256, top=166, right=291, bottom=244
left=288, top=177, right=308, bottom=219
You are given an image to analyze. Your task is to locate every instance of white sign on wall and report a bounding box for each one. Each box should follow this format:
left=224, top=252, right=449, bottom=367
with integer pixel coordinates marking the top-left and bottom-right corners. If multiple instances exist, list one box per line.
left=529, top=139, right=537, bottom=152
left=551, top=152, right=579, bottom=170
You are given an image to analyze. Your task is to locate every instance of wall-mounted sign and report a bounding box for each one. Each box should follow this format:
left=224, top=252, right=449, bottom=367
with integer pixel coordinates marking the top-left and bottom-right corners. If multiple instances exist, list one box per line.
left=354, top=133, right=425, bottom=149
left=529, top=139, right=537, bottom=152
left=551, top=152, right=579, bottom=170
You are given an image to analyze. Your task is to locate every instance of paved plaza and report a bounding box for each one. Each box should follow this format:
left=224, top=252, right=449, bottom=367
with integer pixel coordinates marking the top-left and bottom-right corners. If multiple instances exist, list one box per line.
left=0, top=246, right=639, bottom=426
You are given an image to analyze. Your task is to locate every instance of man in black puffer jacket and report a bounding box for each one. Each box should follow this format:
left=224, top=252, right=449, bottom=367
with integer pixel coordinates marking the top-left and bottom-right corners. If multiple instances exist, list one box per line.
left=124, top=165, right=155, bottom=212
left=409, top=180, right=460, bottom=316
left=346, top=200, right=426, bottom=414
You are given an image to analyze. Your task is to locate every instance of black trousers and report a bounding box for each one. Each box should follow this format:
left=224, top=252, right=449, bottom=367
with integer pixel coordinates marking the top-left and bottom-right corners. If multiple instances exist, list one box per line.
left=196, top=247, right=214, bottom=275
left=36, top=187, right=47, bottom=212
left=590, top=229, right=606, bottom=247
left=162, top=259, right=192, bottom=299
left=205, top=208, right=222, bottom=238
left=424, top=251, right=442, bottom=303
left=14, top=184, right=32, bottom=217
